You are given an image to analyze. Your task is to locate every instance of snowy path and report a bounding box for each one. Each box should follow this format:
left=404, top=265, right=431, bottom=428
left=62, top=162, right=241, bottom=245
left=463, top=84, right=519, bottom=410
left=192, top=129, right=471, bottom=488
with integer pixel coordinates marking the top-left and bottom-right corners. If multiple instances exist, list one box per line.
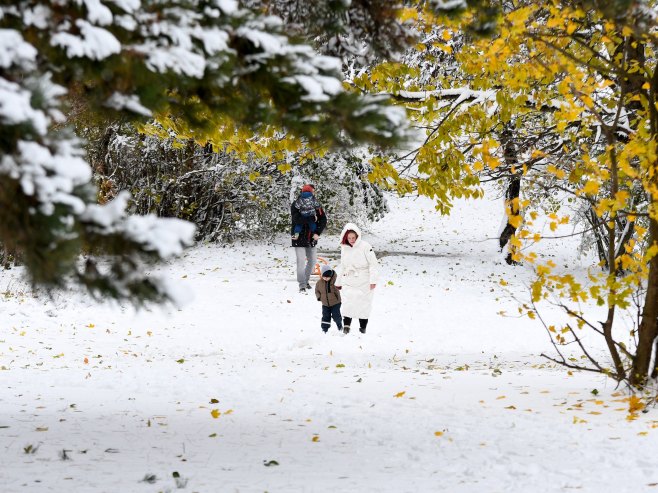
left=1, top=194, right=657, bottom=492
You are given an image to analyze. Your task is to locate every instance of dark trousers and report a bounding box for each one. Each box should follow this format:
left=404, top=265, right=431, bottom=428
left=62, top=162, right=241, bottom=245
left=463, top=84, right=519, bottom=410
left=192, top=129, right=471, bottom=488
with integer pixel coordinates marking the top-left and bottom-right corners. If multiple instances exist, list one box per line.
left=343, top=317, right=368, bottom=332
left=321, top=303, right=343, bottom=332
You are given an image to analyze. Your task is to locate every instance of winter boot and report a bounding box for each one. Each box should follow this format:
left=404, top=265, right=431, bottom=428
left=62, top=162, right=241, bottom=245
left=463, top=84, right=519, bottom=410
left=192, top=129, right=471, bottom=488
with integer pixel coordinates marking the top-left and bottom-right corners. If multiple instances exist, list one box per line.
left=359, top=327, right=366, bottom=334
left=343, top=325, right=350, bottom=334
left=299, top=287, right=306, bottom=293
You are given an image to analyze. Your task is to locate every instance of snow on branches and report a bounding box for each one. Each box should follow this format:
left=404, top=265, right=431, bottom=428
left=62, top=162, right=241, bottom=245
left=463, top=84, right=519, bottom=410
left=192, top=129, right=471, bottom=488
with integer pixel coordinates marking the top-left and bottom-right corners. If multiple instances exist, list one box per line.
left=0, top=0, right=410, bottom=304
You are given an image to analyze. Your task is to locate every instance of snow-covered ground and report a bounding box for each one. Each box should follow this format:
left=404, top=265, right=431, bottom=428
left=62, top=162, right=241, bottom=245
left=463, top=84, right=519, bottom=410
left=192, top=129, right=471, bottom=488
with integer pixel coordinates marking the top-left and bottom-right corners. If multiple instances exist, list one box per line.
left=1, top=192, right=657, bottom=493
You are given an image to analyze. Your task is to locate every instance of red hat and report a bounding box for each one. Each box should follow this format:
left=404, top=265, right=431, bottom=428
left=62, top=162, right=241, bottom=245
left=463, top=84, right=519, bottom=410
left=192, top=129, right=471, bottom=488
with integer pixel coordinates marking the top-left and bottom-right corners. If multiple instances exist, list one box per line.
left=301, top=184, right=315, bottom=192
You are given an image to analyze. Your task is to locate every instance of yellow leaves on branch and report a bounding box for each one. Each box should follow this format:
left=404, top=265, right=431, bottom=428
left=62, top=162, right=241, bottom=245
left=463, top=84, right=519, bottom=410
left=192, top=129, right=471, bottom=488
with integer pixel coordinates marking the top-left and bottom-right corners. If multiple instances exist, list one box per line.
left=397, top=7, right=418, bottom=23
left=546, top=165, right=566, bottom=180
left=581, top=180, right=599, bottom=196
left=507, top=215, right=523, bottom=229
left=473, top=138, right=502, bottom=171
left=369, top=156, right=414, bottom=195
left=142, top=112, right=314, bottom=165
left=647, top=245, right=658, bottom=262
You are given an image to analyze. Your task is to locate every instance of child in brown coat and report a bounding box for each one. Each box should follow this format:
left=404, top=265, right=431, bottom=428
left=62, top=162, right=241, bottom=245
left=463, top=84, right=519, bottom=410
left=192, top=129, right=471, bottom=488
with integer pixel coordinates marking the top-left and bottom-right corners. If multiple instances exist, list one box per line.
left=315, top=265, right=343, bottom=333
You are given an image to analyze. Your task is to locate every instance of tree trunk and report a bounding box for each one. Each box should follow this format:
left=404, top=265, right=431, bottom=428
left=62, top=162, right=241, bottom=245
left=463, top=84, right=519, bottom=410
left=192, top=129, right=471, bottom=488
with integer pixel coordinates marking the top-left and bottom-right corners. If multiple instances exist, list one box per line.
left=629, top=35, right=658, bottom=386
left=499, top=176, right=521, bottom=264
left=631, top=220, right=658, bottom=385
left=585, top=207, right=609, bottom=267
left=498, top=127, right=522, bottom=265
left=585, top=206, right=637, bottom=272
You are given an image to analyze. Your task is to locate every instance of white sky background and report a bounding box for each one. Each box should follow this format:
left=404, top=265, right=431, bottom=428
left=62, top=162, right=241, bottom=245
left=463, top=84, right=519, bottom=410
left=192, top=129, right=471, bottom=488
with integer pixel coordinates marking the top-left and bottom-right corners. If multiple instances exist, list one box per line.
left=0, top=191, right=656, bottom=492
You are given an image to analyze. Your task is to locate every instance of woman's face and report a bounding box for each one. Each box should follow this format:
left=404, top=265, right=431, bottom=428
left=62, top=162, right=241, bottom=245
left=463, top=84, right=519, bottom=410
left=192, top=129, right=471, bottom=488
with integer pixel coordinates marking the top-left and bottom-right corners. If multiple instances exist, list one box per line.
left=347, top=231, right=357, bottom=245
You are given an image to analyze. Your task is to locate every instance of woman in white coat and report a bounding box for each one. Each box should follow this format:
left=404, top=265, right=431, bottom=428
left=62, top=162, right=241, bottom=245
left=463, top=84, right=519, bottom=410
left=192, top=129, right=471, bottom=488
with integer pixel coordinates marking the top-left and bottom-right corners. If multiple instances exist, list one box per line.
left=335, top=223, right=379, bottom=334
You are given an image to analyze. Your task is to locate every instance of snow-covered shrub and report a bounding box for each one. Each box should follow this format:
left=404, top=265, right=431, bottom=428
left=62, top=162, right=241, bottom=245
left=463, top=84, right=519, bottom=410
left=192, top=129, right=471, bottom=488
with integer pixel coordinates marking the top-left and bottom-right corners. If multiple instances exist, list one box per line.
left=97, top=127, right=387, bottom=242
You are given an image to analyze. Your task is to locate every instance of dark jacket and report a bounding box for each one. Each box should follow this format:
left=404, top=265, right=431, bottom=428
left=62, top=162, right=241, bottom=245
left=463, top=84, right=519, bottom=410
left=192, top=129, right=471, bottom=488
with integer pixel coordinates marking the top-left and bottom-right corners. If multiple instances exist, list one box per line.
left=315, top=272, right=341, bottom=307
left=291, top=195, right=326, bottom=247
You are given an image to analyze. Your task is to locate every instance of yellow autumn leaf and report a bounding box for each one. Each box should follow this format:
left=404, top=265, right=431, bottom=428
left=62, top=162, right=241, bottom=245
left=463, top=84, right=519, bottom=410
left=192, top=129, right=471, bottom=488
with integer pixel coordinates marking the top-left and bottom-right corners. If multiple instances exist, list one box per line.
left=210, top=409, right=220, bottom=419
left=398, top=7, right=418, bottom=22
left=312, top=435, right=320, bottom=442
left=508, top=215, right=522, bottom=228
left=629, top=395, right=644, bottom=414
left=434, top=431, right=444, bottom=437
left=582, top=180, right=599, bottom=195
left=647, top=244, right=658, bottom=261
left=546, top=16, right=562, bottom=29
left=394, top=391, right=406, bottom=398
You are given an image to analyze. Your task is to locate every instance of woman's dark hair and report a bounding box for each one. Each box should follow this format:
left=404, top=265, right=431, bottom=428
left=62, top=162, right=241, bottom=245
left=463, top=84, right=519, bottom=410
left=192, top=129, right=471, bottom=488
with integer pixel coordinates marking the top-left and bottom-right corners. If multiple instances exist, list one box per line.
left=341, top=230, right=358, bottom=245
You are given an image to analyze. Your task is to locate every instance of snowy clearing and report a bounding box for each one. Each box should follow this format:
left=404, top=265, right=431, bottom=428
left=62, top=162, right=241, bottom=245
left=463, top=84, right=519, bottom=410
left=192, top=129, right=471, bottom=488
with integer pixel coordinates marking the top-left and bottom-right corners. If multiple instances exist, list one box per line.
left=1, top=192, right=657, bottom=492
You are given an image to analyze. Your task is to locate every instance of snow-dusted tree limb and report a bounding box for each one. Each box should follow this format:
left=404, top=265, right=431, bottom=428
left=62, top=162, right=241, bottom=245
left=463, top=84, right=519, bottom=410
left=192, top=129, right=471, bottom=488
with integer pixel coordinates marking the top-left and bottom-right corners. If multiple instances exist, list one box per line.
left=0, top=0, right=411, bottom=304
left=243, top=0, right=417, bottom=64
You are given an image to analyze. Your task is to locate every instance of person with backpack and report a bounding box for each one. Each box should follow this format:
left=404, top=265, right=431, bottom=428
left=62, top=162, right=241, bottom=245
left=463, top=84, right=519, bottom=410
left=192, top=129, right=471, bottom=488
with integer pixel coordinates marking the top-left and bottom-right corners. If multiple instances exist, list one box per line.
left=291, top=184, right=327, bottom=293
left=292, top=189, right=321, bottom=240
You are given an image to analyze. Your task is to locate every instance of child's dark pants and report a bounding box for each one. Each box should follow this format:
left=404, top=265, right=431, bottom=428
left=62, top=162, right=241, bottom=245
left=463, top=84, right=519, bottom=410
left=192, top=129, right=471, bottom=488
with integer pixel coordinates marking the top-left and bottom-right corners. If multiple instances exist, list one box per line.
left=321, top=303, right=343, bottom=332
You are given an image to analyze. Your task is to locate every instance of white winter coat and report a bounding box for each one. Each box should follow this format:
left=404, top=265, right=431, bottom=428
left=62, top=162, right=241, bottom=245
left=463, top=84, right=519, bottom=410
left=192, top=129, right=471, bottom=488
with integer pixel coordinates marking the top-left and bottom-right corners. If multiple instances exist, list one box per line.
left=335, top=223, right=379, bottom=319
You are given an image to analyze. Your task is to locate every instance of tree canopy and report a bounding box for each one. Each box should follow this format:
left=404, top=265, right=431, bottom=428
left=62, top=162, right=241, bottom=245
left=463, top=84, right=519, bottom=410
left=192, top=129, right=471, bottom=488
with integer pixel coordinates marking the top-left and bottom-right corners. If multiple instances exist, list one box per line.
left=0, top=0, right=413, bottom=304
left=363, top=0, right=658, bottom=386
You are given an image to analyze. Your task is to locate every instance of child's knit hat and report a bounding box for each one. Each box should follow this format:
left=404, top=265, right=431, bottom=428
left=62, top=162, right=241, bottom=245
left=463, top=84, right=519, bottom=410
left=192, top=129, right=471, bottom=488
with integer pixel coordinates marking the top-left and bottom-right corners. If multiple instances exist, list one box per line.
left=320, top=265, right=333, bottom=277
left=301, top=184, right=315, bottom=192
